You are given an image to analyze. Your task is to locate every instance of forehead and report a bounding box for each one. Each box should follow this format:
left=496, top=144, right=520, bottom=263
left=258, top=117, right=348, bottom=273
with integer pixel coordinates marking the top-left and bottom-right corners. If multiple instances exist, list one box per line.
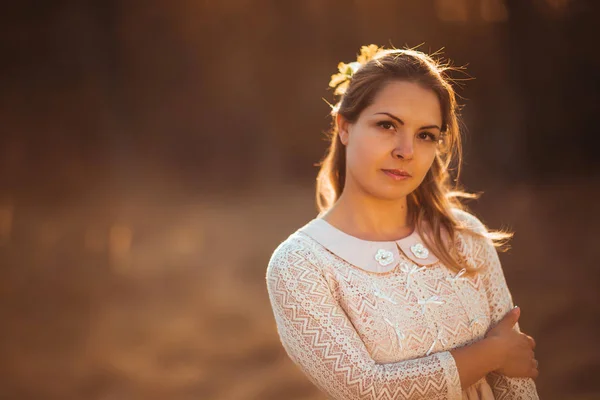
left=364, top=80, right=442, bottom=123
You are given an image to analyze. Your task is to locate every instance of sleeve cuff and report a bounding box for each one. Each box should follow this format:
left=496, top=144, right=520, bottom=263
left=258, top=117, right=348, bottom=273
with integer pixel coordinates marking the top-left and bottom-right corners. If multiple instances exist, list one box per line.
left=438, top=351, right=463, bottom=400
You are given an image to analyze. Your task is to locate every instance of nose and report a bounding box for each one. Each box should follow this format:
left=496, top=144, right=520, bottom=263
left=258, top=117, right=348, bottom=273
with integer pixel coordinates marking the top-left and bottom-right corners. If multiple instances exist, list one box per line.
left=392, top=135, right=414, bottom=160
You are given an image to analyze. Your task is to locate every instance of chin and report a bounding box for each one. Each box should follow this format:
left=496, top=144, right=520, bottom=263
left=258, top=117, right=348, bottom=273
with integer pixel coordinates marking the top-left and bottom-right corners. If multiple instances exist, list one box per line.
left=366, top=185, right=414, bottom=202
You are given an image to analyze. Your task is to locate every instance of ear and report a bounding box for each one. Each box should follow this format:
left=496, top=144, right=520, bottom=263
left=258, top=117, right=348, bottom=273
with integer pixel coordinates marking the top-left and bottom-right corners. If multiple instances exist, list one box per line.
left=337, top=114, right=350, bottom=146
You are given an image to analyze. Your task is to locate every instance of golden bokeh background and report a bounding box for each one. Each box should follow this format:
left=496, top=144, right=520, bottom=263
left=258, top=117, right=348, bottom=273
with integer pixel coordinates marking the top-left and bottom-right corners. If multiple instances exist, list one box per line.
left=0, top=1, right=598, bottom=399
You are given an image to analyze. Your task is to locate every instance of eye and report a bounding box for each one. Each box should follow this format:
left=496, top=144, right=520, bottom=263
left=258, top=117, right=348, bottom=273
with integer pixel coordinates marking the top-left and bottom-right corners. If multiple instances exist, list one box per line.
left=376, top=121, right=396, bottom=131
left=417, top=131, right=438, bottom=142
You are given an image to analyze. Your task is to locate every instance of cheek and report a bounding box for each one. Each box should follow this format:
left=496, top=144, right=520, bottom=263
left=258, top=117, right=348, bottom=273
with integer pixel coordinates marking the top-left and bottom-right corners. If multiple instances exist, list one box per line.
left=346, top=137, right=380, bottom=172
left=414, top=147, right=437, bottom=174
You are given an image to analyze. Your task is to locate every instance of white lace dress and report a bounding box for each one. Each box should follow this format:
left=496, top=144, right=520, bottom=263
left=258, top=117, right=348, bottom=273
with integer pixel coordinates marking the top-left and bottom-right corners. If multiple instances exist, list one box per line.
left=266, top=209, right=539, bottom=399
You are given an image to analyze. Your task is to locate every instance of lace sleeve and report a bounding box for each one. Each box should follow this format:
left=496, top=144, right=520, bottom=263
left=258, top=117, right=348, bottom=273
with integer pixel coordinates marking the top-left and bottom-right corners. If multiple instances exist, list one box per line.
left=455, top=210, right=540, bottom=400
left=265, top=237, right=463, bottom=400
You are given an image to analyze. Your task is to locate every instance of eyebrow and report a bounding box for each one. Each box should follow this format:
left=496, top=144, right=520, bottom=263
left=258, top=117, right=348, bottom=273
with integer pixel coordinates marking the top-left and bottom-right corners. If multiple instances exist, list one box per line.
left=374, top=112, right=441, bottom=131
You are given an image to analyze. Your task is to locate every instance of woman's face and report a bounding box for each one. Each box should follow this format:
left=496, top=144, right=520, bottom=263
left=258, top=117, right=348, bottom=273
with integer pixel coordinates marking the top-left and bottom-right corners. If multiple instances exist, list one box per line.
left=338, top=80, right=443, bottom=201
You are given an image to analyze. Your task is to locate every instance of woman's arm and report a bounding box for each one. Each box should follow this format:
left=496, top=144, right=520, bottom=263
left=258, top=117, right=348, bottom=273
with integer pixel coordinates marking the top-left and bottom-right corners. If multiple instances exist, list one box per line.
left=266, top=236, right=503, bottom=399
left=450, top=334, right=504, bottom=389
left=455, top=210, right=540, bottom=400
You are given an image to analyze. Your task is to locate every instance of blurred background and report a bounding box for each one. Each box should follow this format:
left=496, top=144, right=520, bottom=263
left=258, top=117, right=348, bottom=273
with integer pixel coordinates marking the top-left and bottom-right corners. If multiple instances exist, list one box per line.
left=1, top=0, right=599, bottom=399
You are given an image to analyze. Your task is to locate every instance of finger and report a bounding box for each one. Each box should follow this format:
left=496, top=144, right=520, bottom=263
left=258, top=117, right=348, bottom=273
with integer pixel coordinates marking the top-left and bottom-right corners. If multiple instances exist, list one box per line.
left=521, top=334, right=536, bottom=350
left=531, top=368, right=539, bottom=379
left=513, top=306, right=521, bottom=324
left=499, top=306, right=520, bottom=328
left=531, top=359, right=539, bottom=379
left=527, top=335, right=536, bottom=349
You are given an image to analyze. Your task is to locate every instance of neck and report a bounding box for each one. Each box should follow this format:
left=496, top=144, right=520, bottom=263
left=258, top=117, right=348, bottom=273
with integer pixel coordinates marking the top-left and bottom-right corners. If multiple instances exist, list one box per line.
left=323, top=183, right=413, bottom=242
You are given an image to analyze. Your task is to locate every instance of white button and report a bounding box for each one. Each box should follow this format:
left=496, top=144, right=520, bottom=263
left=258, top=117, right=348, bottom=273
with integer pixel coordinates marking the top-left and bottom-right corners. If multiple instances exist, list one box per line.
left=410, top=243, right=429, bottom=259
left=374, top=249, right=394, bottom=266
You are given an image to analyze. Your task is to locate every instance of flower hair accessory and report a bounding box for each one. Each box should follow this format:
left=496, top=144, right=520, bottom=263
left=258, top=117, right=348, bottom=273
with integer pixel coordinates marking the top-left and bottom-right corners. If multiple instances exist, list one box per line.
left=329, top=44, right=383, bottom=96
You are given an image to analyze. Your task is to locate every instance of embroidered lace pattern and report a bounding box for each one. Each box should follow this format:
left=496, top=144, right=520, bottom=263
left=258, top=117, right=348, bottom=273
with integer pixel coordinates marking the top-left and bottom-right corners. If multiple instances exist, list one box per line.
left=266, top=210, right=539, bottom=399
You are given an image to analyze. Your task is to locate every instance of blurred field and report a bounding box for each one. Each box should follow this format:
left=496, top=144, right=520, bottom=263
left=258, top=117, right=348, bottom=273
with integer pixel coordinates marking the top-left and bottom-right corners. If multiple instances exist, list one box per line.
left=0, top=179, right=598, bottom=400
left=1, top=1, right=599, bottom=398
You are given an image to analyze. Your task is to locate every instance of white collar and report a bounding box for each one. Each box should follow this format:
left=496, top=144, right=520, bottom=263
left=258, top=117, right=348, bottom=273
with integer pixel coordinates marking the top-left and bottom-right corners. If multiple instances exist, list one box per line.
left=298, top=218, right=440, bottom=273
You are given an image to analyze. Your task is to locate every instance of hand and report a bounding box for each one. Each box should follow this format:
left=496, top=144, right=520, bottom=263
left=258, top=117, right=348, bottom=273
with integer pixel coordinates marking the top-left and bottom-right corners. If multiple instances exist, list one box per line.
left=485, top=306, right=538, bottom=379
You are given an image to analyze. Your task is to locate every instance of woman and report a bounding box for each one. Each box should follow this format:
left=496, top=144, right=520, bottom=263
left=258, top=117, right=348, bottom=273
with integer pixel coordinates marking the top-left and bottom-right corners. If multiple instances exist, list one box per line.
left=265, top=45, right=539, bottom=399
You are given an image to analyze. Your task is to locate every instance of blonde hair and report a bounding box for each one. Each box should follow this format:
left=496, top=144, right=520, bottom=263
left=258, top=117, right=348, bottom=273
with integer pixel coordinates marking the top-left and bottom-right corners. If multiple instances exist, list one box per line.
left=316, top=46, right=512, bottom=274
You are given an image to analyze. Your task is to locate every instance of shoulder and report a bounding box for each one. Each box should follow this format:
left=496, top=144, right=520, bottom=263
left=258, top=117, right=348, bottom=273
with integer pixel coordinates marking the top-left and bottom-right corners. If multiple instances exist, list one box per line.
left=266, top=229, right=324, bottom=279
left=449, top=208, right=499, bottom=270
left=450, top=208, right=488, bottom=236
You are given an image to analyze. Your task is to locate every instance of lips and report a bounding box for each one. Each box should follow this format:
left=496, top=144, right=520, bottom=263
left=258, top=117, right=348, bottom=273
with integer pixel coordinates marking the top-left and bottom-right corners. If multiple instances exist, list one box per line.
left=382, top=169, right=412, bottom=177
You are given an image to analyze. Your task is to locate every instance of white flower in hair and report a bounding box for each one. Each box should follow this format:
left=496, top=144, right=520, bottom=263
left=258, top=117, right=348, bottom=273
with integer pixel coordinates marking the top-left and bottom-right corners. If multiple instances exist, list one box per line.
left=328, top=44, right=383, bottom=96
